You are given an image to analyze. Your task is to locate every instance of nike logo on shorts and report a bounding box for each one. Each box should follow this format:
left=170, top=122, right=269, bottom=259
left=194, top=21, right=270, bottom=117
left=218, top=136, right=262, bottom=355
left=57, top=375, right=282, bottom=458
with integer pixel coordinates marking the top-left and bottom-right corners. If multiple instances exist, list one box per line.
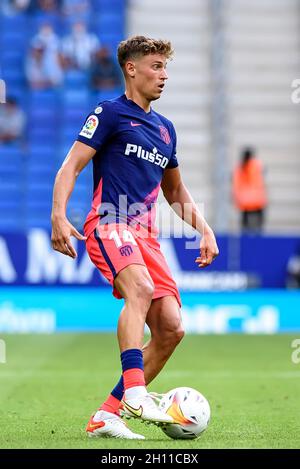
left=130, top=122, right=142, bottom=127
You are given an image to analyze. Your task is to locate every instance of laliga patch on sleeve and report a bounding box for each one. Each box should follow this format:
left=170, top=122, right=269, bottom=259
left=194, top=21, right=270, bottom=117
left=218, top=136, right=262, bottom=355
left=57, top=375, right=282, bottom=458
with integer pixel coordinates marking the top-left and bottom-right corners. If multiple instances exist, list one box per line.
left=79, top=115, right=99, bottom=139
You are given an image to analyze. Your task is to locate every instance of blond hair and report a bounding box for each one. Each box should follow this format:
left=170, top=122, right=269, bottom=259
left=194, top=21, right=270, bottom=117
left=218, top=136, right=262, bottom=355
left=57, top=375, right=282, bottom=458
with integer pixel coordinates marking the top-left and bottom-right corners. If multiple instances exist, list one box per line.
left=117, top=35, right=173, bottom=69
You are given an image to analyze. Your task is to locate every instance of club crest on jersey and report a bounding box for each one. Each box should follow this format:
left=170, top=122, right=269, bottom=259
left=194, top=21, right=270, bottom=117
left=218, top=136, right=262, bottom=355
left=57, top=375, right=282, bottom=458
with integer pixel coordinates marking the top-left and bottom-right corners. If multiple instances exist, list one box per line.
left=159, top=126, right=171, bottom=145
left=119, top=245, right=133, bottom=257
left=79, top=115, right=99, bottom=139
left=125, top=143, right=169, bottom=169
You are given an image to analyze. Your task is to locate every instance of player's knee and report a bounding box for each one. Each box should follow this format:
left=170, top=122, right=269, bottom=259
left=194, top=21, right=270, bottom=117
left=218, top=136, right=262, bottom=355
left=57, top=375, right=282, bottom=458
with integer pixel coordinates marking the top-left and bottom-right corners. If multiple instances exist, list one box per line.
left=159, top=322, right=185, bottom=351
left=159, top=326, right=184, bottom=359
left=167, top=324, right=184, bottom=349
left=173, top=326, right=185, bottom=345
left=131, top=278, right=154, bottom=304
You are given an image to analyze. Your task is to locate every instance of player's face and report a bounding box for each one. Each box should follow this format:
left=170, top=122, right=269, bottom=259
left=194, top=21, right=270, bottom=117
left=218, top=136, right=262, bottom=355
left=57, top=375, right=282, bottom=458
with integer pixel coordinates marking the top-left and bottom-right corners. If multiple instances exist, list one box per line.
left=133, top=54, right=168, bottom=101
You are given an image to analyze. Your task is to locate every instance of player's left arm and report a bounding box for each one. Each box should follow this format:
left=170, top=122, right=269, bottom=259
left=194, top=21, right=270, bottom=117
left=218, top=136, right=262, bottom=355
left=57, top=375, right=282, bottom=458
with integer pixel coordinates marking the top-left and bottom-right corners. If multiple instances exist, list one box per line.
left=161, top=166, right=219, bottom=268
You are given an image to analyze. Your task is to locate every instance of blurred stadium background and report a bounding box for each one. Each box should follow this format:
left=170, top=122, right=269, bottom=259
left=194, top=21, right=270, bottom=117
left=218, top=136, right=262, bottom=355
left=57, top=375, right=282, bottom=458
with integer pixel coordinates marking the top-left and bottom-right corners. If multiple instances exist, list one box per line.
left=0, top=0, right=299, bottom=334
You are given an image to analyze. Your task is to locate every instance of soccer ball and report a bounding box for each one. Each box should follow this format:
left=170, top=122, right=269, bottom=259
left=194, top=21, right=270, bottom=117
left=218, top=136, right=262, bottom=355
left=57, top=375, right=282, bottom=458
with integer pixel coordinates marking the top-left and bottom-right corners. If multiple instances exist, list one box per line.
left=158, top=387, right=210, bottom=439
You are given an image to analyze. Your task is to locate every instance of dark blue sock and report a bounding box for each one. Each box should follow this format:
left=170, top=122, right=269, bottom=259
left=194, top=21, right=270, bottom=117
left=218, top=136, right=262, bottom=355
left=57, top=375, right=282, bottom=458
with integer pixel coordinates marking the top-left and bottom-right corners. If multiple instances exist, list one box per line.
left=111, top=350, right=144, bottom=401
left=110, top=350, right=144, bottom=401
left=111, top=376, right=124, bottom=401
left=121, top=348, right=144, bottom=372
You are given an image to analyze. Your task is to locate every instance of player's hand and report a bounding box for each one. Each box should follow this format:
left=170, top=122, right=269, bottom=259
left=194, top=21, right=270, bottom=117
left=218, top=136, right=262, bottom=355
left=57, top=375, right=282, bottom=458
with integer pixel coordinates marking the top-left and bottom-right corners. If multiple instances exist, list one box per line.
left=51, top=215, right=87, bottom=259
left=195, top=226, right=219, bottom=268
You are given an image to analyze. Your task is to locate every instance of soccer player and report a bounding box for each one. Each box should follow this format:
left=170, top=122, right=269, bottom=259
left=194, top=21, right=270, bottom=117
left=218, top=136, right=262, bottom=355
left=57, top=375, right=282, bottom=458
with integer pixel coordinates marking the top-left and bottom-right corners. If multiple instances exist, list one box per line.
left=51, top=36, right=219, bottom=439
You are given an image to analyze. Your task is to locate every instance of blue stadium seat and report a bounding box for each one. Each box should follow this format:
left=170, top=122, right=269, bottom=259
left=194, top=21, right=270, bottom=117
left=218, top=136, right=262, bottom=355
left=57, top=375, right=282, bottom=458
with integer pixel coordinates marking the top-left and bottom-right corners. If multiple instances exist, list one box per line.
left=0, top=13, right=28, bottom=32
left=27, top=181, right=53, bottom=193
left=0, top=185, right=24, bottom=212
left=71, top=182, right=90, bottom=195
left=0, top=174, right=22, bottom=189
left=0, top=147, right=23, bottom=162
left=1, top=73, right=25, bottom=90
left=3, top=86, right=26, bottom=103
left=29, top=144, right=57, bottom=155
left=29, top=136, right=58, bottom=148
left=94, top=13, right=125, bottom=36
left=30, top=90, right=62, bottom=108
left=26, top=191, right=52, bottom=224
left=63, top=108, right=85, bottom=120
left=0, top=168, right=22, bottom=184
left=28, top=150, right=57, bottom=172
left=0, top=208, right=23, bottom=231
left=79, top=164, right=93, bottom=180
left=93, top=0, right=125, bottom=13
left=64, top=70, right=88, bottom=88
left=55, top=147, right=71, bottom=166
left=26, top=220, right=51, bottom=229
left=29, top=106, right=57, bottom=121
left=99, top=33, right=123, bottom=51
left=26, top=199, right=52, bottom=212
left=0, top=32, right=28, bottom=55
left=2, top=67, right=24, bottom=80
left=0, top=199, right=23, bottom=211
left=30, top=115, right=58, bottom=130
left=60, top=135, right=78, bottom=149
left=92, top=87, right=123, bottom=103
left=26, top=185, right=53, bottom=210
left=28, top=125, right=58, bottom=141
left=1, top=53, right=23, bottom=73
left=27, top=168, right=56, bottom=185
left=62, top=109, right=85, bottom=129
left=62, top=89, right=90, bottom=109
left=62, top=123, right=83, bottom=138
left=26, top=209, right=52, bottom=229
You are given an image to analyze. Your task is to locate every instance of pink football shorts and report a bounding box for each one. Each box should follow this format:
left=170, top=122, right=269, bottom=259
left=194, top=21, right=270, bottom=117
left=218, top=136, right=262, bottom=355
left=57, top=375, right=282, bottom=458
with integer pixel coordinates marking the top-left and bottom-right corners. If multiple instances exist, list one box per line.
left=85, top=223, right=181, bottom=307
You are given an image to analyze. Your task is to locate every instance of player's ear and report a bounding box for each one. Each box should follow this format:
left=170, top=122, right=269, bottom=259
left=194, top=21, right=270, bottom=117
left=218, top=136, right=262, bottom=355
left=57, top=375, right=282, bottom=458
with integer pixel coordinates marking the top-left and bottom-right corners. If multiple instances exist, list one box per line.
left=125, top=60, right=136, bottom=78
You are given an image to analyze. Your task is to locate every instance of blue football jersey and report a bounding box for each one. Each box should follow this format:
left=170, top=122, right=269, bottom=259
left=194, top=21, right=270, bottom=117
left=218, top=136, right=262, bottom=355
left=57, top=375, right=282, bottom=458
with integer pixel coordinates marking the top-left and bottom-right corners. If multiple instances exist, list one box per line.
left=76, top=94, right=178, bottom=237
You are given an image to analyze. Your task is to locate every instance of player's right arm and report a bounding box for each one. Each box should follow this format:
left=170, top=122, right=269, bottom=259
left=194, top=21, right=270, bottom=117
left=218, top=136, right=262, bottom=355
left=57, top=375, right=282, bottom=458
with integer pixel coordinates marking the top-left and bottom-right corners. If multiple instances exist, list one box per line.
left=51, top=141, right=96, bottom=258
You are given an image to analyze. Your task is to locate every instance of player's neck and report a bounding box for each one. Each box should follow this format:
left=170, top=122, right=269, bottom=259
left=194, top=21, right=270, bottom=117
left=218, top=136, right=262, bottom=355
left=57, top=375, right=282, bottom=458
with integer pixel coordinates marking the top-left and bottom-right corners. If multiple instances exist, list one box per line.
left=124, top=90, right=151, bottom=113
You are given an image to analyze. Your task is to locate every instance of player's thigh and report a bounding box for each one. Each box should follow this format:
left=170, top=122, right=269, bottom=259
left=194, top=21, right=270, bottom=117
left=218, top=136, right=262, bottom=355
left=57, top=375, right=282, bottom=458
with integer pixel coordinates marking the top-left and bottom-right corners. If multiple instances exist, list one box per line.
left=114, top=264, right=155, bottom=300
left=139, top=239, right=181, bottom=306
left=146, top=295, right=184, bottom=338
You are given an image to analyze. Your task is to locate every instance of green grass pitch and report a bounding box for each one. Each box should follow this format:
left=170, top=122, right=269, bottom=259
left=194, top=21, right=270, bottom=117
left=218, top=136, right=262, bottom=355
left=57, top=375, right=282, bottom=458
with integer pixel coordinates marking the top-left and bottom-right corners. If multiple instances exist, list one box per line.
left=0, top=334, right=300, bottom=449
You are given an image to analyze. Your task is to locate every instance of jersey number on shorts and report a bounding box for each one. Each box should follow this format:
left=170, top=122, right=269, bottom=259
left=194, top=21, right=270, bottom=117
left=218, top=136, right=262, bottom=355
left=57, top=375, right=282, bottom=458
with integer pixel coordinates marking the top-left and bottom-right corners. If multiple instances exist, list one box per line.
left=109, top=229, right=138, bottom=248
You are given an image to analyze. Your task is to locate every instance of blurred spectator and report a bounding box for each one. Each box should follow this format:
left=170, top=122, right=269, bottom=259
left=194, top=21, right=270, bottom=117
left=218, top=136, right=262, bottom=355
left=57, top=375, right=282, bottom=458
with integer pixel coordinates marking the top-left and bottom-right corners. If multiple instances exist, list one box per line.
left=90, top=47, right=122, bottom=91
left=286, top=245, right=300, bottom=289
left=25, top=43, right=63, bottom=89
left=31, top=23, right=61, bottom=55
left=61, top=22, right=100, bottom=70
left=232, top=147, right=267, bottom=233
left=27, top=24, right=63, bottom=89
left=0, top=97, right=26, bottom=144
left=34, top=0, right=61, bottom=12
left=1, top=0, right=31, bottom=15
left=26, top=0, right=62, bottom=25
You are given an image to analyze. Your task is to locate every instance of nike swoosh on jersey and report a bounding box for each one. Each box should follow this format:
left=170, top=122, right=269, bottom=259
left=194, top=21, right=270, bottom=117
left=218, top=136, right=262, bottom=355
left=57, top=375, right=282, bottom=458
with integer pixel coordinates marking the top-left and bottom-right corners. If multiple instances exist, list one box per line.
left=130, top=122, right=142, bottom=127
left=122, top=401, right=143, bottom=418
